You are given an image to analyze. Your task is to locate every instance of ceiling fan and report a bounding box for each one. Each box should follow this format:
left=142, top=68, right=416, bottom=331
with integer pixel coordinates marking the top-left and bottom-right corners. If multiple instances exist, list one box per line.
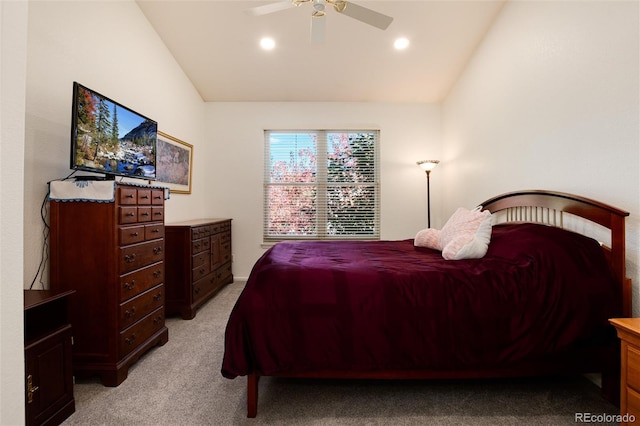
left=245, top=0, right=394, bottom=43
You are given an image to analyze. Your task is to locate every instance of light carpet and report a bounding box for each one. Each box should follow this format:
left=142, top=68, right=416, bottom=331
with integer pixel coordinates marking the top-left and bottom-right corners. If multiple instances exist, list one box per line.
left=62, top=281, right=619, bottom=425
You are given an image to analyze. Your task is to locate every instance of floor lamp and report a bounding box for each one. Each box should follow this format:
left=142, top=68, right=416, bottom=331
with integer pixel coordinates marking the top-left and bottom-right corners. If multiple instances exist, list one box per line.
left=416, top=160, right=439, bottom=228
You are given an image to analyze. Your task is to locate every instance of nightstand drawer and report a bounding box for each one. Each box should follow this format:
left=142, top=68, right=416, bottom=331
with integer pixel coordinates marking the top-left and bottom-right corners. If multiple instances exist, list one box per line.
left=628, top=387, right=640, bottom=419
left=628, top=345, right=640, bottom=393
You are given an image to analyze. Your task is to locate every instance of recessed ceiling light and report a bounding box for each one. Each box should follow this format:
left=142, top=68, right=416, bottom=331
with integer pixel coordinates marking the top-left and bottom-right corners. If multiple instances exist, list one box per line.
left=394, top=37, right=410, bottom=50
left=260, top=37, right=276, bottom=50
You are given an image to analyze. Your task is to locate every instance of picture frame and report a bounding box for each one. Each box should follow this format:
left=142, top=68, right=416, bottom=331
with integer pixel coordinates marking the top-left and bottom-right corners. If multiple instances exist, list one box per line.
left=154, top=131, right=193, bottom=194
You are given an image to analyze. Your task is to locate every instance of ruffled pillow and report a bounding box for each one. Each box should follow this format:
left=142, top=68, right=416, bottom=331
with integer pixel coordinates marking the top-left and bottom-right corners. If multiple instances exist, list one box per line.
left=440, top=207, right=492, bottom=260
left=414, top=228, right=442, bottom=250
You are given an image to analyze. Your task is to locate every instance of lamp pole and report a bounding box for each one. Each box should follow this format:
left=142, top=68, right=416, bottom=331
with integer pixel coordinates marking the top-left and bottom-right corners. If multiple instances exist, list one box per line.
left=425, top=169, right=432, bottom=228
left=416, top=160, right=439, bottom=229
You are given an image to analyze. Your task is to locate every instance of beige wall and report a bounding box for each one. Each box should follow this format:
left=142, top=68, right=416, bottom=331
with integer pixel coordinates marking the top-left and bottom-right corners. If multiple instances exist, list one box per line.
left=1, top=1, right=28, bottom=424
left=23, top=0, right=207, bottom=290
left=203, top=102, right=442, bottom=278
left=442, top=1, right=640, bottom=312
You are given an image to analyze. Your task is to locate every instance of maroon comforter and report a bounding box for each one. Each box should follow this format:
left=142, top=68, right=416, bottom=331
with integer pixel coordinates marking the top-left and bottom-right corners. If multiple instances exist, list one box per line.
left=221, top=223, right=619, bottom=379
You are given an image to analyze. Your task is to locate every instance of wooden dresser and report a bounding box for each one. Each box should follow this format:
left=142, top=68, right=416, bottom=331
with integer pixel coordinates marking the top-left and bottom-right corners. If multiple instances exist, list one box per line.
left=49, top=182, right=169, bottom=386
left=165, top=219, right=233, bottom=319
left=24, top=290, right=75, bottom=426
left=610, top=318, right=640, bottom=425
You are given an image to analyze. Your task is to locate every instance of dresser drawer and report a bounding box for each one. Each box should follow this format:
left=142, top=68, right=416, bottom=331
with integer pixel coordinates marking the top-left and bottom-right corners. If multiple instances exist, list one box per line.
left=221, top=242, right=232, bottom=263
left=193, top=272, right=216, bottom=301
left=145, top=223, right=164, bottom=241
left=119, top=206, right=138, bottom=224
left=119, top=187, right=138, bottom=205
left=217, top=261, right=233, bottom=283
left=191, top=226, right=209, bottom=240
left=119, top=307, right=165, bottom=357
left=137, top=189, right=152, bottom=205
left=192, top=251, right=209, bottom=269
left=151, top=189, right=164, bottom=205
left=152, top=207, right=164, bottom=222
left=119, top=240, right=165, bottom=274
left=120, top=225, right=145, bottom=245
left=119, top=284, right=164, bottom=330
left=119, top=261, right=164, bottom=303
left=192, top=262, right=211, bottom=282
left=138, top=206, right=152, bottom=222
left=192, top=237, right=210, bottom=254
left=628, top=345, right=640, bottom=393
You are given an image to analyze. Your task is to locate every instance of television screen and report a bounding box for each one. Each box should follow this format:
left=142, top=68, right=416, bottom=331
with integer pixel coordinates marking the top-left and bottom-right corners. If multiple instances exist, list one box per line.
left=71, top=82, right=157, bottom=180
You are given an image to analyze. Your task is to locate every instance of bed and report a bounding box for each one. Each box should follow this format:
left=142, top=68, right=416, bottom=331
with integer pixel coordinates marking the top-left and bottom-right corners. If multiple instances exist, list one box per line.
left=221, top=190, right=631, bottom=418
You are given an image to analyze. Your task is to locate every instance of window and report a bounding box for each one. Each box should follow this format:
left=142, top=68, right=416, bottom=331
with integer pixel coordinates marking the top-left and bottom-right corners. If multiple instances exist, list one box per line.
left=264, top=130, right=380, bottom=241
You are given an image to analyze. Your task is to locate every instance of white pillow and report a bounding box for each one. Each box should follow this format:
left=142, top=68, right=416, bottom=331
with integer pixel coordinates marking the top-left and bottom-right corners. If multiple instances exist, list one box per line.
left=414, top=228, right=442, bottom=250
left=439, top=207, right=492, bottom=260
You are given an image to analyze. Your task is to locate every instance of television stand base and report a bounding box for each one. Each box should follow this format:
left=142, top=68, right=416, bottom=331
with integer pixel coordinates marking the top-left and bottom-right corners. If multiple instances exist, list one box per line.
left=74, top=174, right=116, bottom=181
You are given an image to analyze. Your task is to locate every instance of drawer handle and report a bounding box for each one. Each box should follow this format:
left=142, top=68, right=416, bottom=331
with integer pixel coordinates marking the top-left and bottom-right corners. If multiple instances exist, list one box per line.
left=153, top=270, right=162, bottom=278
left=154, top=212, right=163, bottom=217
left=126, top=194, right=134, bottom=199
left=141, top=212, right=150, bottom=217
left=153, top=292, right=163, bottom=301
left=194, top=243, right=201, bottom=249
left=199, top=268, right=205, bottom=274
left=125, top=334, right=137, bottom=345
left=151, top=228, right=160, bottom=233
left=26, top=375, right=39, bottom=404
left=124, top=280, right=136, bottom=290
left=194, top=287, right=200, bottom=294
left=125, top=307, right=136, bottom=318
left=153, top=247, right=163, bottom=255
left=153, top=315, right=163, bottom=324
left=141, top=194, right=149, bottom=199
left=126, top=212, right=135, bottom=217
left=124, top=254, right=137, bottom=263
left=131, top=231, right=139, bottom=237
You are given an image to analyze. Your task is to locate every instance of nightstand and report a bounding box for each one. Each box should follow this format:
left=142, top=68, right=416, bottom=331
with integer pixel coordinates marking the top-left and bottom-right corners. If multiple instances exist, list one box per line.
left=24, top=289, right=75, bottom=426
left=610, top=318, right=640, bottom=425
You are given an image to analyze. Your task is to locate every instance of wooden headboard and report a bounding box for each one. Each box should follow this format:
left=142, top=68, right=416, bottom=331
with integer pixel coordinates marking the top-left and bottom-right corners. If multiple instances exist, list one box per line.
left=480, top=190, right=631, bottom=317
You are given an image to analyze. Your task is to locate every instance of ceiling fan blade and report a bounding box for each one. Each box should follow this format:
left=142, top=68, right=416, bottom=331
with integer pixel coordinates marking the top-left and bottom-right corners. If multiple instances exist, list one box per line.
left=310, top=14, right=326, bottom=44
left=245, top=1, right=294, bottom=17
left=338, top=1, right=393, bottom=30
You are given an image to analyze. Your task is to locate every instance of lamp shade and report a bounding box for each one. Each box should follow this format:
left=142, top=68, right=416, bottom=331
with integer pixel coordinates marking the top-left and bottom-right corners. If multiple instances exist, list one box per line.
left=416, top=160, right=440, bottom=172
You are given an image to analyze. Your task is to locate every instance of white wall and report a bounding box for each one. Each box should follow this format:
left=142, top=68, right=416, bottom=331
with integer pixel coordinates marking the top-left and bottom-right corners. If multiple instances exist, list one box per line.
left=204, top=102, right=441, bottom=278
left=442, top=1, right=640, bottom=312
left=1, top=1, right=28, bottom=423
left=24, top=0, right=206, bottom=290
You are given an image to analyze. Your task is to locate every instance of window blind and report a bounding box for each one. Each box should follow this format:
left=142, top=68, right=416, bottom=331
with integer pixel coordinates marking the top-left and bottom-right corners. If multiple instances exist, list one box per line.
left=264, top=130, right=380, bottom=241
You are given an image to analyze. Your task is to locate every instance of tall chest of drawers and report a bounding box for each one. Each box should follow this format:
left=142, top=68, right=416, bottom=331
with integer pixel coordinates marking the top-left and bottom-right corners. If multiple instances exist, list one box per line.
left=49, top=182, right=169, bottom=386
left=165, top=219, right=233, bottom=319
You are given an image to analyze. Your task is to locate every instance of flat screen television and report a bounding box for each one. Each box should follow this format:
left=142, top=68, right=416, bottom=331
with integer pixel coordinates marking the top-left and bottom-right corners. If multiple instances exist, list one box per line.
left=70, top=82, right=157, bottom=181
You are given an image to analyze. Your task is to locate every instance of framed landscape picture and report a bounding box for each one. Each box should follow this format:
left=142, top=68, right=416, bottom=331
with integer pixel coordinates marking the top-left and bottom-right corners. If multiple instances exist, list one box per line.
left=155, top=131, right=193, bottom=194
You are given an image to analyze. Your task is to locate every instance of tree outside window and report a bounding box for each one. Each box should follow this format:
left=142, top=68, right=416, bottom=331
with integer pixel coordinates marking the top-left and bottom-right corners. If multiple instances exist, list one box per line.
left=264, top=130, right=379, bottom=241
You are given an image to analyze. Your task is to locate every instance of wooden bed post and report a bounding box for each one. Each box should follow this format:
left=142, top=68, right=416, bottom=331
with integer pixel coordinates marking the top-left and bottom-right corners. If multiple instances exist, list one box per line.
left=247, top=373, right=260, bottom=418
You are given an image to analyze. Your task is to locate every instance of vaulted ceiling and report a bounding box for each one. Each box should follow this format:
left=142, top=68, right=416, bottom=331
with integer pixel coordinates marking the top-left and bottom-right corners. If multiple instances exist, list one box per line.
left=137, top=0, right=506, bottom=102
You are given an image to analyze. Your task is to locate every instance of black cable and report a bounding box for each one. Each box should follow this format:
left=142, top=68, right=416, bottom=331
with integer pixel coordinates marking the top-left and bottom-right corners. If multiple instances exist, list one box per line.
left=29, top=188, right=51, bottom=290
